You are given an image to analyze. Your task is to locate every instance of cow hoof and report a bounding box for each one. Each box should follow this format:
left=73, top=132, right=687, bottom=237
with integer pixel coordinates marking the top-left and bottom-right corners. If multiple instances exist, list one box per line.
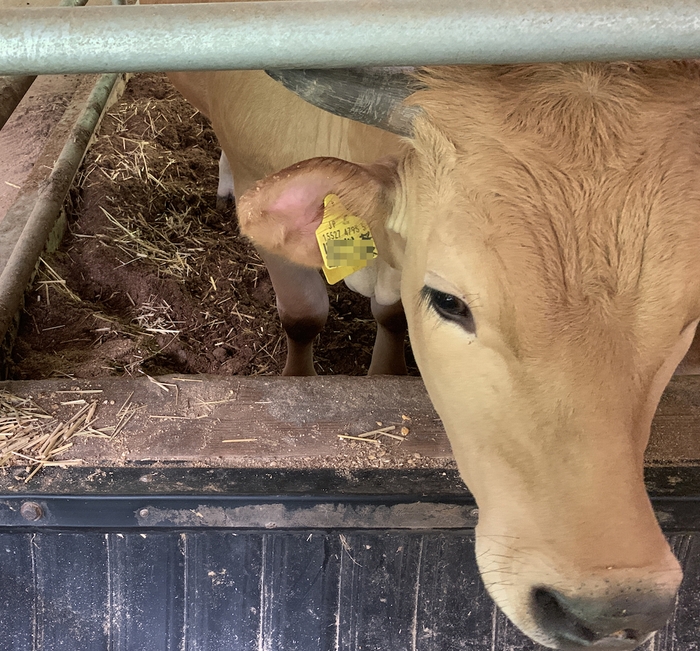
left=367, top=359, right=408, bottom=376
left=282, top=364, right=317, bottom=377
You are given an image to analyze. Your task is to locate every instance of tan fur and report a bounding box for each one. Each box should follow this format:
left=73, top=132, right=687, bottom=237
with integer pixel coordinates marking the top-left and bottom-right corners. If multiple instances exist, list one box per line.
left=410, top=64, right=700, bottom=314
left=397, top=63, right=700, bottom=646
left=167, top=71, right=402, bottom=198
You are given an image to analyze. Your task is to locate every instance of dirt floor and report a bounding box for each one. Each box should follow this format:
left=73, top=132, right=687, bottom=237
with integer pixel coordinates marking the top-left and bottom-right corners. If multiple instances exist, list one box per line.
left=7, top=73, right=417, bottom=381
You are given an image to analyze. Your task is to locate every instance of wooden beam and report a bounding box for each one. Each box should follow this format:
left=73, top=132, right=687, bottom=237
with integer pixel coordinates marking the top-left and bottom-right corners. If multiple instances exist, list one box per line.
left=0, top=374, right=699, bottom=472
left=0, top=375, right=450, bottom=471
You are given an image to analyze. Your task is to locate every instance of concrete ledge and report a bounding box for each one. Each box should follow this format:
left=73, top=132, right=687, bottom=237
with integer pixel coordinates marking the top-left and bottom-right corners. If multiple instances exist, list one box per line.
left=0, top=374, right=697, bottom=472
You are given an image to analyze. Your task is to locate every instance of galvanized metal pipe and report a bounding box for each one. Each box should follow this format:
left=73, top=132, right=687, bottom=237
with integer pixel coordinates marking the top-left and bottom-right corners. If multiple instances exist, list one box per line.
left=0, top=73, right=119, bottom=345
left=1, top=0, right=700, bottom=76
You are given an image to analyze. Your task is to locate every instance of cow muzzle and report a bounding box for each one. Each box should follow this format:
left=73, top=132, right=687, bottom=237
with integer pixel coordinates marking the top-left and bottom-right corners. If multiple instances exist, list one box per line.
left=530, top=584, right=677, bottom=649
left=475, top=529, right=682, bottom=650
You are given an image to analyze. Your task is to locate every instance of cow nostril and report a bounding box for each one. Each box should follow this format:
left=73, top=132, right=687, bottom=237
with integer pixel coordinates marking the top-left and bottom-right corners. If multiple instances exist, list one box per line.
left=532, top=587, right=600, bottom=644
left=532, top=588, right=648, bottom=646
left=531, top=582, right=677, bottom=647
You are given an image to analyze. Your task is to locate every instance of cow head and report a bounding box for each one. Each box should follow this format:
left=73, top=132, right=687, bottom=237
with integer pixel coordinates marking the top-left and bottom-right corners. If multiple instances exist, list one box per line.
left=239, top=63, right=700, bottom=649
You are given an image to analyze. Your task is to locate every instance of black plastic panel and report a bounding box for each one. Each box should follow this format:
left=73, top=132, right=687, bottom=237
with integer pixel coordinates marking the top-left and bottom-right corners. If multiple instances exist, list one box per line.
left=0, top=466, right=698, bottom=649
left=0, top=530, right=698, bottom=650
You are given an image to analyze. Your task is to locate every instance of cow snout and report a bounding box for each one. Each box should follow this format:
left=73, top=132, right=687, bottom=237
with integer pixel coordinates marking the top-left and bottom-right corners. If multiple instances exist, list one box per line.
left=531, top=586, right=676, bottom=649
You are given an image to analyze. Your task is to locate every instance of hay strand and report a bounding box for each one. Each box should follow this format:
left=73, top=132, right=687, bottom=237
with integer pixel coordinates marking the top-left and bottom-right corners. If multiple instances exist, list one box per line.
left=0, top=391, right=109, bottom=482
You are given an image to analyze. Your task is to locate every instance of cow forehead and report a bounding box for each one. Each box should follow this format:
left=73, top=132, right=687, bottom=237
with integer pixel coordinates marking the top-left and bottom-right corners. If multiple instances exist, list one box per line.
left=418, top=157, right=700, bottom=307
left=410, top=62, right=700, bottom=159
left=405, top=63, right=700, bottom=343
left=415, top=166, right=700, bottom=362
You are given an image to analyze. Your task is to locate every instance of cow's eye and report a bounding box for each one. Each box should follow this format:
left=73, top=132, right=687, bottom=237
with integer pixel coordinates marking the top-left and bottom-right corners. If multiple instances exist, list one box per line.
left=421, top=286, right=475, bottom=333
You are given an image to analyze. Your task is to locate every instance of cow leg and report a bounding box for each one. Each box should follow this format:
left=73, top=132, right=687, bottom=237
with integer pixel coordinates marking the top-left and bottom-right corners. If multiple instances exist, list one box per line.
left=368, top=298, right=408, bottom=375
left=216, top=151, right=236, bottom=211
left=257, top=249, right=328, bottom=376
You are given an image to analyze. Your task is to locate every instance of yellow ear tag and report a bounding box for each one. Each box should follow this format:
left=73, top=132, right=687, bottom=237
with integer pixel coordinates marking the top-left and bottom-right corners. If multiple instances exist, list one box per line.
left=315, top=194, right=377, bottom=284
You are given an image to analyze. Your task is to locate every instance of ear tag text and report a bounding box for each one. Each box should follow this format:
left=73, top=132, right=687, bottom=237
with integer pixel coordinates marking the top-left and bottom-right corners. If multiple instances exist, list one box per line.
left=316, top=194, right=377, bottom=284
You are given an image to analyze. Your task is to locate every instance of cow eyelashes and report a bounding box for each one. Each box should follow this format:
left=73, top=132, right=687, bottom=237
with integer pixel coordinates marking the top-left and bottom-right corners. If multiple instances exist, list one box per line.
left=420, top=286, right=476, bottom=333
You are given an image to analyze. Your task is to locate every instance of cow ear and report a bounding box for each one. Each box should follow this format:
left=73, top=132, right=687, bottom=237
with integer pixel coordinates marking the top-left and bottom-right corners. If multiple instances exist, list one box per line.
left=237, top=157, right=402, bottom=269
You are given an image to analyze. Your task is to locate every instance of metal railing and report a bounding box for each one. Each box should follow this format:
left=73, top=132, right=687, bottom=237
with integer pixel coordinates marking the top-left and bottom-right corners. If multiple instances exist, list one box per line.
left=0, top=0, right=125, bottom=351
left=1, top=0, right=700, bottom=76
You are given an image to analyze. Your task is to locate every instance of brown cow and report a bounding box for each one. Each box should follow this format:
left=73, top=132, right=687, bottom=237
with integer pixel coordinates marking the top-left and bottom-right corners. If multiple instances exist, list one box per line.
left=237, top=63, right=700, bottom=649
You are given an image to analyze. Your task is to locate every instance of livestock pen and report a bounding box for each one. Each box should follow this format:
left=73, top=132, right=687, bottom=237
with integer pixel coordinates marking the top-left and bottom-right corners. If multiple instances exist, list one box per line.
left=1, top=1, right=700, bottom=650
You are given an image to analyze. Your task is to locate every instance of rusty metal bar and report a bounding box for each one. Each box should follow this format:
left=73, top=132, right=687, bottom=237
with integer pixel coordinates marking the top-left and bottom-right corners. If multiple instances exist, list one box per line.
left=1, top=0, right=700, bottom=76
left=0, top=73, right=119, bottom=346
left=0, top=76, right=35, bottom=131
